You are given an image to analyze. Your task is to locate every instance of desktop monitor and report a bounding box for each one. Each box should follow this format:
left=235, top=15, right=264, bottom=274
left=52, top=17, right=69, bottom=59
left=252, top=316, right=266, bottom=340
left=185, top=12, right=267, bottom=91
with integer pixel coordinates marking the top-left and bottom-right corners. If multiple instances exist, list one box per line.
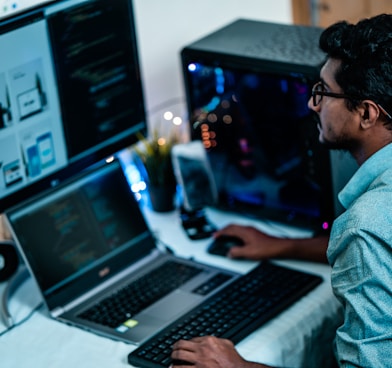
left=181, top=19, right=336, bottom=232
left=0, top=0, right=146, bottom=212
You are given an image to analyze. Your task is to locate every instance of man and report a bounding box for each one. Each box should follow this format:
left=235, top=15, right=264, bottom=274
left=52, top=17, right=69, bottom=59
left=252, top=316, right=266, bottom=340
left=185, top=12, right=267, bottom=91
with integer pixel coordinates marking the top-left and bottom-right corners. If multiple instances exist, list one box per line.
left=171, top=14, right=392, bottom=367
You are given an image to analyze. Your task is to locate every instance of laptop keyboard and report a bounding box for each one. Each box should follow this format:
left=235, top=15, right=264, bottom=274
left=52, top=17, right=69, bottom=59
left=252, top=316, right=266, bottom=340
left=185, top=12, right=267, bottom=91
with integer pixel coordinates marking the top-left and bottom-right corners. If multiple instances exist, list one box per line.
left=127, top=261, right=322, bottom=368
left=78, top=261, right=203, bottom=328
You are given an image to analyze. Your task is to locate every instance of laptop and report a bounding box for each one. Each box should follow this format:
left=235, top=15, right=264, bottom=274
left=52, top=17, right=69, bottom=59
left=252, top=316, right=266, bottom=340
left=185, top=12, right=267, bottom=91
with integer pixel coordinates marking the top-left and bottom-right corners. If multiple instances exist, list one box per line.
left=4, top=158, right=239, bottom=345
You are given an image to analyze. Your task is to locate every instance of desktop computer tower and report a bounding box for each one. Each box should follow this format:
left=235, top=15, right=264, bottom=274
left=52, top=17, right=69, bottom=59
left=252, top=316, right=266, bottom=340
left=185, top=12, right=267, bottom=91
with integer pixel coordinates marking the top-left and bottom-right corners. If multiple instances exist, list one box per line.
left=180, top=19, right=358, bottom=233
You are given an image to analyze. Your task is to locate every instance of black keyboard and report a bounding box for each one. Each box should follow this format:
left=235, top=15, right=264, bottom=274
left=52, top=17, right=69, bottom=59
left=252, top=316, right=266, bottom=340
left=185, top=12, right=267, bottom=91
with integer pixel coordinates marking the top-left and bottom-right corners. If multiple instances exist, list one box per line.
left=78, top=261, right=202, bottom=328
left=128, top=261, right=322, bottom=368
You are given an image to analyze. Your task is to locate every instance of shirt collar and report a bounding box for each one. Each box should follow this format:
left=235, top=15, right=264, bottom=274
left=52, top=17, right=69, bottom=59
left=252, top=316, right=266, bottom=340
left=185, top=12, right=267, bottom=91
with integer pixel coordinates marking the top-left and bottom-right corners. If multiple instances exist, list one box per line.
left=338, top=143, right=392, bottom=209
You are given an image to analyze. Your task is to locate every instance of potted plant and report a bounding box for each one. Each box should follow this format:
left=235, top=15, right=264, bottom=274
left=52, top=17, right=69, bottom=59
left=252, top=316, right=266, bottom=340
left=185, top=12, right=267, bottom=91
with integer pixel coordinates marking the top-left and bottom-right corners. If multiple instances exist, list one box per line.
left=133, top=130, right=178, bottom=212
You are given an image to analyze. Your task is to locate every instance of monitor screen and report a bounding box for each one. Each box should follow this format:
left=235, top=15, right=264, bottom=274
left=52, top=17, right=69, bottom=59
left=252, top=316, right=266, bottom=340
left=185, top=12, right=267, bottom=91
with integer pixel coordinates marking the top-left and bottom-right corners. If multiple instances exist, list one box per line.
left=0, top=0, right=146, bottom=212
left=183, top=61, right=333, bottom=231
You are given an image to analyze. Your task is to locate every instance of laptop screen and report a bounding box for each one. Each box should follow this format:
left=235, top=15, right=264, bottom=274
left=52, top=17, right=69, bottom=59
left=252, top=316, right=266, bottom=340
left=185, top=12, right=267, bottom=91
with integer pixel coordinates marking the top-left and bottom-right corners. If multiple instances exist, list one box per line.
left=6, top=160, right=154, bottom=303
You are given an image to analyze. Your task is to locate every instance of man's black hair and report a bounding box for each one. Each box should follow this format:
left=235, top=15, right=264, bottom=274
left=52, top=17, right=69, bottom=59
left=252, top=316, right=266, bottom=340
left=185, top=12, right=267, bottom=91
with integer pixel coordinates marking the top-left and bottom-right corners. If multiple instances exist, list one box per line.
left=319, top=14, right=392, bottom=122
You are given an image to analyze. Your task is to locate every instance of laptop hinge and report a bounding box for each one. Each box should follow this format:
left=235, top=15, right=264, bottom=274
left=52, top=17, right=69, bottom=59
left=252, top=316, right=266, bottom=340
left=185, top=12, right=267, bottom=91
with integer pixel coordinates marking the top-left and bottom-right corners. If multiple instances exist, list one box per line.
left=51, top=307, right=65, bottom=318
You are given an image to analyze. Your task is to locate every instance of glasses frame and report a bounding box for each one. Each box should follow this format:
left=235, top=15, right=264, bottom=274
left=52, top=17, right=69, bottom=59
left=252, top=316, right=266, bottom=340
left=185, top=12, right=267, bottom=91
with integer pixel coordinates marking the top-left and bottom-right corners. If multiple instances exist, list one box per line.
left=311, top=81, right=392, bottom=121
left=311, top=81, right=357, bottom=107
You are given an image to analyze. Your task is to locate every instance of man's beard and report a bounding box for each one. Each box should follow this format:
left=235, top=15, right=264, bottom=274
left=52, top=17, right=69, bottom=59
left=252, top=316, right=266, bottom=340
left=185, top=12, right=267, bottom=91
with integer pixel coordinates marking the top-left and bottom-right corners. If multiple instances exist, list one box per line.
left=319, top=132, right=359, bottom=152
left=320, top=138, right=353, bottom=151
left=313, top=115, right=357, bottom=152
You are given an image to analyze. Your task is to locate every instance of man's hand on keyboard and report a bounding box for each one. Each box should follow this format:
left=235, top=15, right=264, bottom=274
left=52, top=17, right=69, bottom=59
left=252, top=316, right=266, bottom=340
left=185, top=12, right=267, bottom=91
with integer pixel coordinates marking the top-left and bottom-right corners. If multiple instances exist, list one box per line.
left=170, top=336, right=271, bottom=368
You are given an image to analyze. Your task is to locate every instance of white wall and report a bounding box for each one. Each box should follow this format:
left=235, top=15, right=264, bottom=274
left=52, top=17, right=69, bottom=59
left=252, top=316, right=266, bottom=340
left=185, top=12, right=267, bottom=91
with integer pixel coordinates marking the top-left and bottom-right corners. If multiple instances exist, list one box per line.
left=132, top=0, right=292, bottom=131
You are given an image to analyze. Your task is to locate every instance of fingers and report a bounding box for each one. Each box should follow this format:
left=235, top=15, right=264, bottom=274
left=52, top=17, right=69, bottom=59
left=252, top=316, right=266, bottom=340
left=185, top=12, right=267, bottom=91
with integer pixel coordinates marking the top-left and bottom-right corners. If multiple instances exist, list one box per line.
left=228, top=245, right=247, bottom=258
left=171, top=339, right=198, bottom=365
left=213, top=227, right=231, bottom=239
left=214, top=224, right=243, bottom=238
left=171, top=336, right=240, bottom=368
left=171, top=337, right=215, bottom=366
left=228, top=241, right=267, bottom=260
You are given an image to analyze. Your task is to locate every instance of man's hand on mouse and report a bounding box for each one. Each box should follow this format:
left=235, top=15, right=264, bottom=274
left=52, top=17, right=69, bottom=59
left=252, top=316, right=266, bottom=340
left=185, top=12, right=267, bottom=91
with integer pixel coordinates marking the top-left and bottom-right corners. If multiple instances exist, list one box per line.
left=213, top=224, right=290, bottom=260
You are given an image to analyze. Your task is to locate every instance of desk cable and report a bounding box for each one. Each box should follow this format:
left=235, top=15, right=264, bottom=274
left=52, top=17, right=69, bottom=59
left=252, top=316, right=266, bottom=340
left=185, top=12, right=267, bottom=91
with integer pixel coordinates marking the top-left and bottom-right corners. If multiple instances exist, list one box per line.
left=0, top=265, right=44, bottom=336
left=0, top=299, right=44, bottom=337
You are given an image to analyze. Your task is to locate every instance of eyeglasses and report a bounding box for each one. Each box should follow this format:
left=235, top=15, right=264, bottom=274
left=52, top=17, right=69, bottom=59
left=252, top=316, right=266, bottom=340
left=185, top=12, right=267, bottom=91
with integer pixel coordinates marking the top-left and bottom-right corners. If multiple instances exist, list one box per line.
left=311, top=81, right=392, bottom=121
left=311, top=81, right=357, bottom=107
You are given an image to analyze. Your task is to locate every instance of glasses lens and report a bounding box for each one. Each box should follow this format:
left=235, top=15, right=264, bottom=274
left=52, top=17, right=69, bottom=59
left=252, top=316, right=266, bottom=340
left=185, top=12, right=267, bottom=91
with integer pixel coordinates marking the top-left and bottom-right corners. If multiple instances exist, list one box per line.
left=313, top=83, right=323, bottom=106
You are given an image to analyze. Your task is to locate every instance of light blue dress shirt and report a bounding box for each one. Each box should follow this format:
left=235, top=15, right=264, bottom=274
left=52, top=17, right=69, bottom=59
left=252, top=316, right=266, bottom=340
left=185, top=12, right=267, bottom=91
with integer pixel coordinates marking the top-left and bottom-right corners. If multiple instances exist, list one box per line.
left=327, top=143, right=392, bottom=367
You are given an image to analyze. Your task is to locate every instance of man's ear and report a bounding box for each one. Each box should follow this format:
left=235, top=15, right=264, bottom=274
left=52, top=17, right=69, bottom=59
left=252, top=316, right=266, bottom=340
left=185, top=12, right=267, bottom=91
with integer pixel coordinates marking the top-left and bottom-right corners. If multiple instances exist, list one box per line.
left=359, top=100, right=379, bottom=129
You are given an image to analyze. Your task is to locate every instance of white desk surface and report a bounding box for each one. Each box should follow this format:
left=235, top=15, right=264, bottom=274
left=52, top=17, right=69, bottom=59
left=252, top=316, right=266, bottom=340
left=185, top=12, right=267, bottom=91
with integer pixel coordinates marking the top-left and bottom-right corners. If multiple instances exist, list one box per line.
left=0, top=203, right=343, bottom=368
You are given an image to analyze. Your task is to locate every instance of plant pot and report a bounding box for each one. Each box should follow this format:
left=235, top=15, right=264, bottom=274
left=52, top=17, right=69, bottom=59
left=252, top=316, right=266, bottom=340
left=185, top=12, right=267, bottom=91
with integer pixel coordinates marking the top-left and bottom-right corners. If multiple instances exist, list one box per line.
left=147, top=185, right=176, bottom=212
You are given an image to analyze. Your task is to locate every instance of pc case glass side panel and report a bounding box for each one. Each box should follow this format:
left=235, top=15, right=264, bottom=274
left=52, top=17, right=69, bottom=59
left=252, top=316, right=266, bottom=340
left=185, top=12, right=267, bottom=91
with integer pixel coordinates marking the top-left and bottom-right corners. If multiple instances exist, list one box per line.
left=184, top=61, right=333, bottom=231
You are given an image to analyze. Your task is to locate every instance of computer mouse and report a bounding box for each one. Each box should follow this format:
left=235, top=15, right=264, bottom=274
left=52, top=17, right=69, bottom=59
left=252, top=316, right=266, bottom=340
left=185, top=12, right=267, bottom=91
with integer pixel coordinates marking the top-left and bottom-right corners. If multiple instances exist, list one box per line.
left=207, top=235, right=244, bottom=256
